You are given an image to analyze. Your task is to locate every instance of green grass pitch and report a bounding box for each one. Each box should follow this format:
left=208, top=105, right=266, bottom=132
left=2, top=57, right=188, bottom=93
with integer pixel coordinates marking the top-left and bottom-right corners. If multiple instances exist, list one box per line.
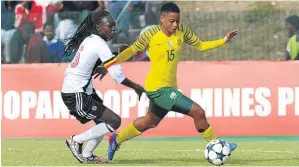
left=2, top=136, right=299, bottom=166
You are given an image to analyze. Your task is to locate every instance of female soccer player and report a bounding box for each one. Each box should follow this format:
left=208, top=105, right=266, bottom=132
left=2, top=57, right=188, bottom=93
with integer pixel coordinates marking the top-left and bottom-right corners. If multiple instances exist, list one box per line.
left=61, top=11, right=144, bottom=163
left=105, top=2, right=239, bottom=161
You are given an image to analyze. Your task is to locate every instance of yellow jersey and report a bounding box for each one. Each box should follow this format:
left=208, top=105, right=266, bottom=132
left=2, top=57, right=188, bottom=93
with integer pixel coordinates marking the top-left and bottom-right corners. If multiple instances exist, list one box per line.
left=104, top=24, right=226, bottom=91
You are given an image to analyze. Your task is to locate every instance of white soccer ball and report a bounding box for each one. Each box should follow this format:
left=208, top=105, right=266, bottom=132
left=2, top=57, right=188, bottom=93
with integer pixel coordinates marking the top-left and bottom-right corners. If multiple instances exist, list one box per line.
left=204, top=139, right=231, bottom=166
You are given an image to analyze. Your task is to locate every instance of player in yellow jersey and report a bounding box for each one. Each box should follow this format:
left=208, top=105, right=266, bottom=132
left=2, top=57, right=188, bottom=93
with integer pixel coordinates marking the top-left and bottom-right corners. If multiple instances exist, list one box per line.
left=105, top=2, right=239, bottom=161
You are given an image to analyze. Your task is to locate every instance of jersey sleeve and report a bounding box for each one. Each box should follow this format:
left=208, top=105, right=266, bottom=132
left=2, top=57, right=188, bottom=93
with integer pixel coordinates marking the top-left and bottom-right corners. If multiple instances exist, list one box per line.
left=131, top=25, right=160, bottom=51
left=98, top=43, right=126, bottom=83
left=97, top=42, right=115, bottom=63
left=181, top=24, right=225, bottom=51
left=181, top=24, right=200, bottom=45
left=131, top=30, right=151, bottom=51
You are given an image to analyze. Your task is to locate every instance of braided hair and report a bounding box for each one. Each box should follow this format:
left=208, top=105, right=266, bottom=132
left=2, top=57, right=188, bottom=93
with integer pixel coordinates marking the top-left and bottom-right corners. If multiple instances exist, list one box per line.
left=64, top=11, right=111, bottom=57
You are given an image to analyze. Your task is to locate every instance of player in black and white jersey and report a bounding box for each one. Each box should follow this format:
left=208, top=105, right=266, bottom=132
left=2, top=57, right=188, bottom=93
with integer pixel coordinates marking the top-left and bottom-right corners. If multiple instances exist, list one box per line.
left=61, top=11, right=144, bottom=164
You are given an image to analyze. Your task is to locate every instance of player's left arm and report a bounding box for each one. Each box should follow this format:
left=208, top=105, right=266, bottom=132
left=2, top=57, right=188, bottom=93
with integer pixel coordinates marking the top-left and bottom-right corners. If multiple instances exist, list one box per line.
left=97, top=43, right=145, bottom=99
left=183, top=25, right=238, bottom=51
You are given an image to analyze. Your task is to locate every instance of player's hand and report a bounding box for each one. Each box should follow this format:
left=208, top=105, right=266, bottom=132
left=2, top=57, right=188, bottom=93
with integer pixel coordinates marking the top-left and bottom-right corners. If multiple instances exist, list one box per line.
left=134, top=84, right=145, bottom=101
left=117, top=44, right=129, bottom=54
left=92, top=66, right=108, bottom=80
left=224, top=29, right=239, bottom=43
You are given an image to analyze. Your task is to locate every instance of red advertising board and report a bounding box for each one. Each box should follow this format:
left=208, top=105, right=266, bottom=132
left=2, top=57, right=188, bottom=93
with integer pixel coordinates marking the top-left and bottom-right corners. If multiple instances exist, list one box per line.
left=1, top=61, right=299, bottom=138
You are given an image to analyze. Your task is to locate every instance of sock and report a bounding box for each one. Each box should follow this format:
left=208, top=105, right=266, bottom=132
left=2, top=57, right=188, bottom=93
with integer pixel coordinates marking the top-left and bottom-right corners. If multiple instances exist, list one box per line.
left=200, top=126, right=217, bottom=142
left=82, top=136, right=104, bottom=158
left=73, top=123, right=114, bottom=143
left=116, top=123, right=142, bottom=144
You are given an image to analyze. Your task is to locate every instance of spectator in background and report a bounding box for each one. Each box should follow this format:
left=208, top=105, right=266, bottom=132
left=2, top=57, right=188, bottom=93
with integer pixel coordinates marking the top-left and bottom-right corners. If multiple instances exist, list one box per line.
left=1, top=28, right=16, bottom=63
left=1, top=42, right=5, bottom=64
left=34, top=0, right=63, bottom=26
left=285, top=15, right=299, bottom=60
left=94, top=0, right=106, bottom=12
left=43, top=22, right=64, bottom=63
left=55, top=12, right=79, bottom=40
left=74, top=0, right=106, bottom=20
left=145, top=2, right=162, bottom=25
left=15, top=0, right=61, bottom=34
left=8, top=22, right=49, bottom=63
left=2, top=0, right=19, bottom=30
left=2, top=1, right=19, bottom=63
left=26, top=31, right=49, bottom=63
left=8, top=22, right=35, bottom=63
left=108, top=1, right=140, bottom=39
left=27, top=1, right=44, bottom=33
left=73, top=1, right=105, bottom=12
left=60, top=1, right=81, bottom=12
left=14, top=1, right=33, bottom=28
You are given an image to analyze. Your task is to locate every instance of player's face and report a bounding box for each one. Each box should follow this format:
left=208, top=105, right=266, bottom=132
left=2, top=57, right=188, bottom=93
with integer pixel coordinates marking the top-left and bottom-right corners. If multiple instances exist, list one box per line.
left=161, top=12, right=180, bottom=35
left=101, top=22, right=116, bottom=40
left=96, top=15, right=116, bottom=40
left=43, top=25, right=55, bottom=41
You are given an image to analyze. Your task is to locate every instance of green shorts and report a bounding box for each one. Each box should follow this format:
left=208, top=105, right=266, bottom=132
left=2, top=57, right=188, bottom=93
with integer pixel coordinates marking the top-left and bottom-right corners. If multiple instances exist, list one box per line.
left=146, top=87, right=194, bottom=119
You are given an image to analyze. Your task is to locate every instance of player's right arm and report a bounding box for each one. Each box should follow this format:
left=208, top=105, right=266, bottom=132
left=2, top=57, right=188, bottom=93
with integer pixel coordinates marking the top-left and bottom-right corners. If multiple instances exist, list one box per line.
left=112, top=28, right=153, bottom=63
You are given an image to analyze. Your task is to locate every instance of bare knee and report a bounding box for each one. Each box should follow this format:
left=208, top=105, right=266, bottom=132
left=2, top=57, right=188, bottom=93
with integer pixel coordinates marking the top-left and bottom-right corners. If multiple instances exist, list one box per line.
left=95, top=109, right=122, bottom=131
left=189, top=105, right=206, bottom=120
left=145, top=120, right=159, bottom=129
left=108, top=114, right=121, bottom=130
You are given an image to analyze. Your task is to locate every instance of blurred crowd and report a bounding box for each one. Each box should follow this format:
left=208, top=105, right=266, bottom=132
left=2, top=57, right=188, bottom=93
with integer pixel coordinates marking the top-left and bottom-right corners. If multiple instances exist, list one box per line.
left=1, top=1, right=298, bottom=64
left=1, top=0, right=162, bottom=64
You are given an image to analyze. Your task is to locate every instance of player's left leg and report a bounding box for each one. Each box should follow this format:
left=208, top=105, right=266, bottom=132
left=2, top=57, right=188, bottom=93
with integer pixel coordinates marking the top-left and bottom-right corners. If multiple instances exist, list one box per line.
left=81, top=136, right=106, bottom=163
left=70, top=92, right=121, bottom=163
left=81, top=91, right=106, bottom=162
left=171, top=95, right=237, bottom=151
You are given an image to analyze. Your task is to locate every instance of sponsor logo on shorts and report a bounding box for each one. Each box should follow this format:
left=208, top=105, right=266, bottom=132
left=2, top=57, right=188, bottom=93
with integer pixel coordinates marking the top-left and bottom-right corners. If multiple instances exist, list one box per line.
left=92, top=106, right=97, bottom=111
left=170, top=92, right=177, bottom=99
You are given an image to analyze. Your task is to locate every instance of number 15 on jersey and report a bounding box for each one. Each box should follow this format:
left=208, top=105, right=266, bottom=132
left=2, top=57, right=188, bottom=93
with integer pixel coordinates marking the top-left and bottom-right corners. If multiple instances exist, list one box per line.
left=167, top=49, right=175, bottom=62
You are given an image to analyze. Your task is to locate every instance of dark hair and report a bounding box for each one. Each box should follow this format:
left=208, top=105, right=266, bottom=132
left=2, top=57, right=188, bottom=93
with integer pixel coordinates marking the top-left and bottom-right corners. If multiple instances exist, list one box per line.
left=160, top=2, right=180, bottom=15
left=64, top=11, right=111, bottom=57
left=285, top=15, right=299, bottom=31
left=43, top=21, right=54, bottom=30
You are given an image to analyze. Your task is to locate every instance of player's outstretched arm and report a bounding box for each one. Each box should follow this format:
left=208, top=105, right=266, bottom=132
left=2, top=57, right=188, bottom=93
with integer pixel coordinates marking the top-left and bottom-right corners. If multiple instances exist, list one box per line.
left=223, top=29, right=239, bottom=43
left=115, top=28, right=151, bottom=63
left=195, top=29, right=239, bottom=51
left=115, top=45, right=138, bottom=63
left=183, top=24, right=238, bottom=51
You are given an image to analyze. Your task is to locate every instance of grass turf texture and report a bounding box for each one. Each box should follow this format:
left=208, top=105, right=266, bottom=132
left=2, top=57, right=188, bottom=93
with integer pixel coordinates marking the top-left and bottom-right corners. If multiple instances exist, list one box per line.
left=2, top=136, right=299, bottom=166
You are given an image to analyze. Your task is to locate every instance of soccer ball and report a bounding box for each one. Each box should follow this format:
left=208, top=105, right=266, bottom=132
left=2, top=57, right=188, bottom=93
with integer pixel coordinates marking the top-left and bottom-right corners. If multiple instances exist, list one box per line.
left=204, top=139, right=231, bottom=166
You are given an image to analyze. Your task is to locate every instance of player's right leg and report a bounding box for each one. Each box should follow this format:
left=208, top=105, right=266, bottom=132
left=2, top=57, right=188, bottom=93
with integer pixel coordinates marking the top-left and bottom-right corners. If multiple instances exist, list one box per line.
left=108, top=102, right=168, bottom=160
left=62, top=92, right=121, bottom=163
